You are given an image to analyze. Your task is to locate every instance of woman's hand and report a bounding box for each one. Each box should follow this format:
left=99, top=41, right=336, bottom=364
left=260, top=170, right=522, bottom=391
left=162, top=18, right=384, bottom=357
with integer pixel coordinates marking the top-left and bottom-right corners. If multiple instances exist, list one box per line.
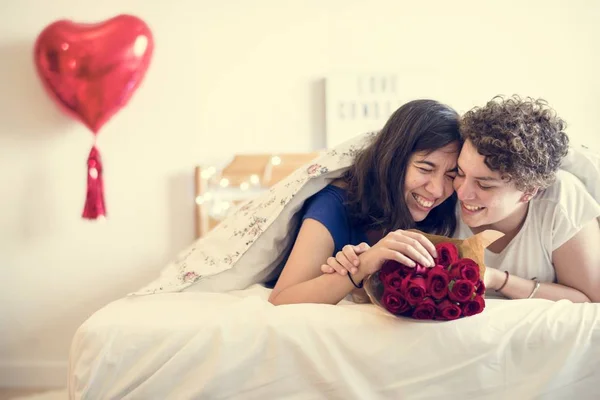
left=321, top=243, right=370, bottom=275
left=321, top=230, right=438, bottom=276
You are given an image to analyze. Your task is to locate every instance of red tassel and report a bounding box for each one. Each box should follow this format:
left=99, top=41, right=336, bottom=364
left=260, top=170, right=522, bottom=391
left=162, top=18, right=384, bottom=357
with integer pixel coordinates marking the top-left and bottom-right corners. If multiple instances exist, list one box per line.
left=82, top=146, right=106, bottom=220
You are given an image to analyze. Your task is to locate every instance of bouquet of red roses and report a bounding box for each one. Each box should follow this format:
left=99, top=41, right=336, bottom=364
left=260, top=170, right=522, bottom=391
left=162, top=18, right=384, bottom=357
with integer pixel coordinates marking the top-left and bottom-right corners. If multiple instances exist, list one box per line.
left=362, top=229, right=503, bottom=321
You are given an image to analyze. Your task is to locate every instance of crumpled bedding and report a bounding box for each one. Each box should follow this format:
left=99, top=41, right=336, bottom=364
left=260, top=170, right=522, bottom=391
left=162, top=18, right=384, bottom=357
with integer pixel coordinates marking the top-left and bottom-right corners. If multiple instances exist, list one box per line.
left=69, top=285, right=600, bottom=399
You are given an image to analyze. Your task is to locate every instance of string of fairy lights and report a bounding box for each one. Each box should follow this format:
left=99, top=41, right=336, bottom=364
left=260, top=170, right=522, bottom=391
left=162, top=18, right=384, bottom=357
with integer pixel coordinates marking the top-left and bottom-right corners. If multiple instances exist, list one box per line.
left=195, top=155, right=283, bottom=220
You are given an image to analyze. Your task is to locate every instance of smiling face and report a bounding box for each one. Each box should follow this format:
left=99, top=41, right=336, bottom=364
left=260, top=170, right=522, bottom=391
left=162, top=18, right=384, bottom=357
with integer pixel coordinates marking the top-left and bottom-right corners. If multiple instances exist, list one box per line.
left=453, top=140, right=530, bottom=229
left=404, top=142, right=459, bottom=222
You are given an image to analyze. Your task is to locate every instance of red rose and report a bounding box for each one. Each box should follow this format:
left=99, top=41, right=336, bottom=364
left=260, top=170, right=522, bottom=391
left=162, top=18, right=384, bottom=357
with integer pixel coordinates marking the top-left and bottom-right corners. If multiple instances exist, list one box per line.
left=401, top=276, right=427, bottom=306
left=437, top=299, right=462, bottom=320
left=425, top=266, right=450, bottom=300
left=381, top=290, right=411, bottom=315
left=449, top=258, right=480, bottom=283
left=462, top=295, right=485, bottom=317
left=379, top=261, right=400, bottom=280
left=379, top=260, right=412, bottom=280
left=476, top=280, right=486, bottom=296
left=382, top=270, right=403, bottom=294
left=412, top=297, right=436, bottom=320
left=434, top=242, right=459, bottom=267
left=448, top=279, right=475, bottom=303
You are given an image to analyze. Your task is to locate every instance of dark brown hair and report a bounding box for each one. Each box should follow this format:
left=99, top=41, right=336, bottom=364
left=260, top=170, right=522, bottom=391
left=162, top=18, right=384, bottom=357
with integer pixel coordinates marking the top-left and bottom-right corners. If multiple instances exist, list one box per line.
left=343, top=99, right=461, bottom=237
left=460, top=95, right=569, bottom=191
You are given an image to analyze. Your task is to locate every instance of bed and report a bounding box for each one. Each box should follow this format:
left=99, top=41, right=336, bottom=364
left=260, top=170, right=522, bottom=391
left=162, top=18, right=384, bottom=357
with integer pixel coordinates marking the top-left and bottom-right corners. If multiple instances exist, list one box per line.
left=68, top=146, right=600, bottom=399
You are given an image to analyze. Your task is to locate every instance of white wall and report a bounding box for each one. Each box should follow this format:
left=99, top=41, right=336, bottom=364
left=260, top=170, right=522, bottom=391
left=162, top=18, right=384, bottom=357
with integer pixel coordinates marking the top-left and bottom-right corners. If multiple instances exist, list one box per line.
left=1, top=0, right=598, bottom=387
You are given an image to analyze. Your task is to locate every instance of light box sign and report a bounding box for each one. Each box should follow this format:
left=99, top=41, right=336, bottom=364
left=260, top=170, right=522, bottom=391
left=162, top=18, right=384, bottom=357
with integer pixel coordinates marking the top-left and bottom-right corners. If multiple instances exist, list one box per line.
left=325, top=73, right=409, bottom=148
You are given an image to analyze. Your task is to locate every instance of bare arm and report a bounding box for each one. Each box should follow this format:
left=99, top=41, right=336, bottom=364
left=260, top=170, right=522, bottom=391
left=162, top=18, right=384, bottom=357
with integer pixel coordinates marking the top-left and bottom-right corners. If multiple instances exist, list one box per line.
left=489, top=219, right=600, bottom=302
left=268, top=219, right=367, bottom=306
left=489, top=269, right=591, bottom=302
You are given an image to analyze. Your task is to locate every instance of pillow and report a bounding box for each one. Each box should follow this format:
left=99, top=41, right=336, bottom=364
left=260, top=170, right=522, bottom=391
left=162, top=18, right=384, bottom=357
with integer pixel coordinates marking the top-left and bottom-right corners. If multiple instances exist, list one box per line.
left=560, top=144, right=600, bottom=204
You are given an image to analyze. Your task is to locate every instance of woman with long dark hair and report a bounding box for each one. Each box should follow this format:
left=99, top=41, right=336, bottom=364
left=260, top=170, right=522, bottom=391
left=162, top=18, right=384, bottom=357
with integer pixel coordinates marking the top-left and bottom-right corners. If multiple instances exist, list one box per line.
left=269, top=99, right=462, bottom=305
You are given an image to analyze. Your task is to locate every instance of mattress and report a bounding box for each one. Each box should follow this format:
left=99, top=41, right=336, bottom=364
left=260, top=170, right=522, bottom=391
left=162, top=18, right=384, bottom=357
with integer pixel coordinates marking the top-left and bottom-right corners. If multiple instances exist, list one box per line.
left=68, top=285, right=600, bottom=399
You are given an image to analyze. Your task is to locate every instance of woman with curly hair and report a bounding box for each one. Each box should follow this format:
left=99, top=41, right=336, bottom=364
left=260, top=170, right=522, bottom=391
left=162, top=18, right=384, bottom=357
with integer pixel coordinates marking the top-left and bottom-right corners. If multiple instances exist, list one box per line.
left=324, top=96, right=600, bottom=303
left=452, top=96, right=600, bottom=302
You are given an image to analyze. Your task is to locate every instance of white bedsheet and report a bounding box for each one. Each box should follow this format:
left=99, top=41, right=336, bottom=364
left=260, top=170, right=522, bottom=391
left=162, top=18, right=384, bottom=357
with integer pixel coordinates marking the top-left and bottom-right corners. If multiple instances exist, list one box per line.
left=68, top=285, right=600, bottom=400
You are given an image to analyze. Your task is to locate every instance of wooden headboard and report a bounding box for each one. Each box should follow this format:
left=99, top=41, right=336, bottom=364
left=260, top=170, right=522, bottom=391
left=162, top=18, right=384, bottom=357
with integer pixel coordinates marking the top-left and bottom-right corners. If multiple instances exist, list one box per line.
left=194, top=152, right=322, bottom=239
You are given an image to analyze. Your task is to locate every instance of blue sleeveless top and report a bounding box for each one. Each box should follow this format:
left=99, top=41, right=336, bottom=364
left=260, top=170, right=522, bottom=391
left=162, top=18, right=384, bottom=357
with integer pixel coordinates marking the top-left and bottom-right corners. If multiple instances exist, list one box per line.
left=301, top=185, right=369, bottom=255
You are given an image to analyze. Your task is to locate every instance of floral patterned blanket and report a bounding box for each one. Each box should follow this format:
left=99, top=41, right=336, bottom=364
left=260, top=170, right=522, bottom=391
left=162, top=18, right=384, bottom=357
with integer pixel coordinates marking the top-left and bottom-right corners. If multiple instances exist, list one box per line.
left=129, top=131, right=376, bottom=297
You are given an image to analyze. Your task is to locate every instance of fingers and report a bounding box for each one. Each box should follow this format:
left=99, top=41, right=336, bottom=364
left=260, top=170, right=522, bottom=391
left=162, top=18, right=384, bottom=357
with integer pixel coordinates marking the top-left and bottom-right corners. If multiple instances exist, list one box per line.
left=342, top=245, right=361, bottom=274
left=321, top=243, right=370, bottom=275
left=322, top=256, right=348, bottom=276
left=382, top=248, right=417, bottom=268
left=384, top=235, right=435, bottom=267
left=353, top=242, right=370, bottom=255
left=336, top=250, right=356, bottom=275
left=321, top=263, right=335, bottom=274
left=401, top=230, right=437, bottom=259
left=390, top=231, right=436, bottom=266
left=383, top=238, right=429, bottom=266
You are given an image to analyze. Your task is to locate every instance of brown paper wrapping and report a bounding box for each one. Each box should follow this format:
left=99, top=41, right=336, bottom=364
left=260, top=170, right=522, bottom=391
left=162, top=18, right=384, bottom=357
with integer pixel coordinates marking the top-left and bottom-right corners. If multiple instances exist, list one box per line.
left=351, top=229, right=504, bottom=305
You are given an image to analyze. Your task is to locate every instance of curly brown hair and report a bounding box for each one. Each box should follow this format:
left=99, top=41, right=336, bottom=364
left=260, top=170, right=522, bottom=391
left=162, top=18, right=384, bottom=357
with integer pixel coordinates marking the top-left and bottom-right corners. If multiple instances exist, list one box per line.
left=459, top=95, right=569, bottom=191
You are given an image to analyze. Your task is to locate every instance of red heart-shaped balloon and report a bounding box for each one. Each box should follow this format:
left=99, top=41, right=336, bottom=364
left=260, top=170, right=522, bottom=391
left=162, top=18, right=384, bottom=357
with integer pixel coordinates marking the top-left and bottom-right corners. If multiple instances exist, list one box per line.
left=34, top=14, right=154, bottom=134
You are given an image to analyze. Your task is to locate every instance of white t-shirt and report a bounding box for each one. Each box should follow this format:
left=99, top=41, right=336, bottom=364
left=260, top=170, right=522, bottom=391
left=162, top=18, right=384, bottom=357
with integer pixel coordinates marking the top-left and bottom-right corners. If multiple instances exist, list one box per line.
left=453, top=170, right=600, bottom=286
